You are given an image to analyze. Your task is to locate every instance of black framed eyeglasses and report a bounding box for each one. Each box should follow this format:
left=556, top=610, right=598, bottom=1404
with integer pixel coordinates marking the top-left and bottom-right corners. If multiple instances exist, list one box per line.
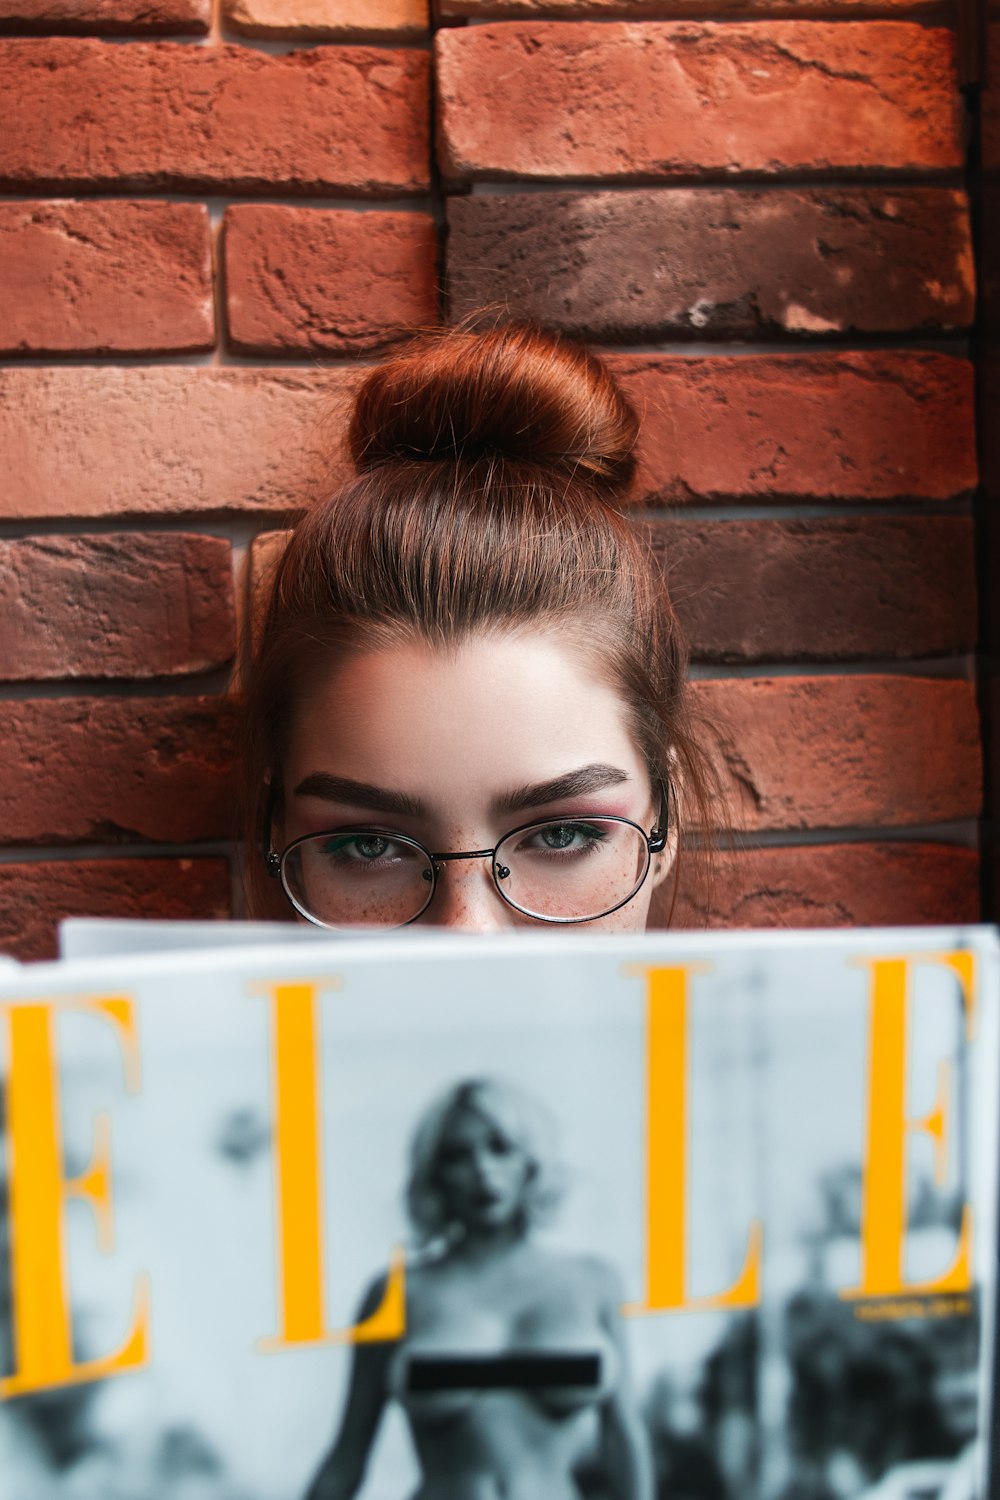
left=265, top=789, right=669, bottom=930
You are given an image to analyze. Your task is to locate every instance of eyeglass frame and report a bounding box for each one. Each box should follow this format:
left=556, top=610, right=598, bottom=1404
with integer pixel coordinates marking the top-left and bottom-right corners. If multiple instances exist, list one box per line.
left=264, top=783, right=670, bottom=930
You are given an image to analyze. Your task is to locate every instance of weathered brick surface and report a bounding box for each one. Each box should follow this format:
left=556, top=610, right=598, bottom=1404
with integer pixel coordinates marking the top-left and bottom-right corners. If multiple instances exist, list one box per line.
left=223, top=0, right=427, bottom=38
left=448, top=189, right=974, bottom=340
left=442, top=0, right=940, bottom=12
left=224, top=206, right=438, bottom=355
left=0, top=40, right=430, bottom=194
left=645, top=517, right=976, bottom=662
left=0, top=200, right=214, bottom=354
left=0, top=858, right=231, bottom=962
left=0, top=534, right=235, bottom=680
left=663, top=842, right=979, bottom=930
left=0, top=0, right=208, bottom=32
left=436, top=23, right=961, bottom=181
left=0, top=357, right=973, bottom=518
left=610, top=353, right=975, bottom=506
left=0, top=698, right=237, bottom=844
left=693, top=676, right=981, bottom=831
left=243, top=529, right=289, bottom=658
left=241, top=518, right=977, bottom=669
left=0, top=368, right=360, bottom=519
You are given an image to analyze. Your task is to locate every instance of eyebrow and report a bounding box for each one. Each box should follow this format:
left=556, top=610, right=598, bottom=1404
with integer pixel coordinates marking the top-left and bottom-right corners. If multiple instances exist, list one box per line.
left=494, top=764, right=630, bottom=816
left=292, top=773, right=426, bottom=819
left=292, top=763, right=631, bottom=824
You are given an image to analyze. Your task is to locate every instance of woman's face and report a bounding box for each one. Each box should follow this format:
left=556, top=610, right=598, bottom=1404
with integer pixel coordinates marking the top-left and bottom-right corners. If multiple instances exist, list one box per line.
left=433, top=1105, right=533, bottom=1233
left=277, top=632, right=671, bottom=932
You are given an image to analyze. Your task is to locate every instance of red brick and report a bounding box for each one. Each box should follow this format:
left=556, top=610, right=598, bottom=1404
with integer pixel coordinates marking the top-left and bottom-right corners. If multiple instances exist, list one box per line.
left=0, top=368, right=361, bottom=519
left=0, top=534, right=235, bottom=680
left=0, top=0, right=208, bottom=33
left=242, top=529, right=289, bottom=659
left=0, top=200, right=213, bottom=355
left=663, top=842, right=979, bottom=930
left=436, top=23, right=961, bottom=181
left=610, top=352, right=975, bottom=506
left=224, top=206, right=438, bottom=355
left=692, top=676, right=981, bottom=831
left=448, top=188, right=974, bottom=339
left=982, top=22, right=1000, bottom=174
left=0, top=40, right=430, bottom=195
left=223, top=0, right=427, bottom=39
left=442, top=0, right=939, bottom=11
left=0, top=355, right=973, bottom=519
left=0, top=858, right=231, bottom=962
left=644, top=517, right=976, bottom=662
left=0, top=697, right=237, bottom=844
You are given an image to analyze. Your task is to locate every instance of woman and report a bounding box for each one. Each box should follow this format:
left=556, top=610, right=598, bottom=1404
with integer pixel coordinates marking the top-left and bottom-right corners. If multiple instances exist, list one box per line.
left=304, top=1077, right=652, bottom=1500
left=242, top=322, right=715, bottom=931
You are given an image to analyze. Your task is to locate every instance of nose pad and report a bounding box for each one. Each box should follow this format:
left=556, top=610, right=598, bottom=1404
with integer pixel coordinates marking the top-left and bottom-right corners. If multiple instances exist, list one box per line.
left=424, top=859, right=506, bottom=932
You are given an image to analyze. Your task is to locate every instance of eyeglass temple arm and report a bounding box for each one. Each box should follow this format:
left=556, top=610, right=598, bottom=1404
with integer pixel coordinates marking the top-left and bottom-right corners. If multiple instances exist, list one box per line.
left=262, top=782, right=282, bottom=878
left=648, top=781, right=670, bottom=854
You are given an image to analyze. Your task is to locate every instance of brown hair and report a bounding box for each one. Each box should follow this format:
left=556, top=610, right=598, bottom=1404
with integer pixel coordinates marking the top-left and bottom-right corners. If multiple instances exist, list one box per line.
left=241, top=323, right=713, bottom=919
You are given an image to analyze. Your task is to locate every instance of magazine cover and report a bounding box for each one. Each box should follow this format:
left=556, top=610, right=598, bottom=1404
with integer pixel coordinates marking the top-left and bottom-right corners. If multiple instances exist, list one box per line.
left=1, top=927, right=997, bottom=1500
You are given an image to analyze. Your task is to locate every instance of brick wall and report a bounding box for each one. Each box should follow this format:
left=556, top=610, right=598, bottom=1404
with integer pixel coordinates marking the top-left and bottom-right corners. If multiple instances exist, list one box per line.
left=0, top=0, right=981, bottom=958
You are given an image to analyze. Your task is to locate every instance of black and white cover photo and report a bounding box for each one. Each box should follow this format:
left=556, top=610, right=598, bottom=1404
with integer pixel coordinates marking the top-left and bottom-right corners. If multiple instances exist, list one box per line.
left=0, top=929, right=996, bottom=1500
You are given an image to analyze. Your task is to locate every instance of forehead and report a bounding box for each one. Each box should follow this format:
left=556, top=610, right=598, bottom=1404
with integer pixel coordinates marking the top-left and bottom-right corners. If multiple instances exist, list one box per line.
left=440, top=1103, right=515, bottom=1149
left=286, top=633, right=646, bottom=809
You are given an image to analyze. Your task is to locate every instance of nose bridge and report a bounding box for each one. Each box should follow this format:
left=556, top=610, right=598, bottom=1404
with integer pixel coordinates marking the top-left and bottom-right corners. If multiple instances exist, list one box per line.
left=428, top=853, right=505, bottom=932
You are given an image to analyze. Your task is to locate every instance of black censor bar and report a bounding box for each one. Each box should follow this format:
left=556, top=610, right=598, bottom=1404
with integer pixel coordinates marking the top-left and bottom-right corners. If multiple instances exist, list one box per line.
left=406, top=1353, right=602, bottom=1392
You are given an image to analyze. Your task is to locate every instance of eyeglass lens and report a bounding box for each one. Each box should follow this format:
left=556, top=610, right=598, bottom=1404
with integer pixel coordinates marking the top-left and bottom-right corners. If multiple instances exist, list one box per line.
left=280, top=818, right=651, bottom=928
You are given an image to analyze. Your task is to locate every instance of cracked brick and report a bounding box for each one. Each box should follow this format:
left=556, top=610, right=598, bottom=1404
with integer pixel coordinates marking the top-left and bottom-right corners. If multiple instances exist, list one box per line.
left=0, top=0, right=209, bottom=33
left=0, top=199, right=214, bottom=353
left=608, top=352, right=975, bottom=505
left=224, top=205, right=438, bottom=355
left=436, top=21, right=961, bottom=179
left=665, top=842, right=979, bottom=930
left=692, top=676, right=981, bottom=830
left=0, top=39, right=430, bottom=194
left=0, top=355, right=974, bottom=519
left=0, top=534, right=236, bottom=679
left=0, top=697, right=238, bottom=844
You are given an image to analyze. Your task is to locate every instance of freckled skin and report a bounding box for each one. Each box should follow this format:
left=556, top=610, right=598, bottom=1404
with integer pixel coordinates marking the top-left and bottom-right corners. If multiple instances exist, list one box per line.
left=278, top=631, right=674, bottom=933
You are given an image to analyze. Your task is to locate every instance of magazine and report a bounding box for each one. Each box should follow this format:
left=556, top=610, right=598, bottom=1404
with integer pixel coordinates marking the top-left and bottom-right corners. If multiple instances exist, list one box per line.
left=1, top=926, right=997, bottom=1500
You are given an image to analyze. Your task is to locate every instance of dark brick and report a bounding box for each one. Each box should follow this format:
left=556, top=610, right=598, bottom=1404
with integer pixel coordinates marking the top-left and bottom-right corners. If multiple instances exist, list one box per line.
left=0, top=534, right=235, bottom=680
left=0, top=697, right=237, bottom=844
left=663, top=841, right=979, bottom=929
left=448, top=188, right=974, bottom=340
left=0, top=0, right=208, bottom=33
left=644, top=516, right=976, bottom=662
left=0, top=858, right=232, bottom=962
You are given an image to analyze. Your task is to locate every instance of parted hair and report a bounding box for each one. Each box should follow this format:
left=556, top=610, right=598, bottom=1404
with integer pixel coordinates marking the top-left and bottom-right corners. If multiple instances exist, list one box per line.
left=405, top=1077, right=567, bottom=1244
left=241, top=322, right=714, bottom=918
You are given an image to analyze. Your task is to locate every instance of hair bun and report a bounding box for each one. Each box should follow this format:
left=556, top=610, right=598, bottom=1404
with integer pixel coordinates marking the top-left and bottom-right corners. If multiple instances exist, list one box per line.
left=348, top=324, right=638, bottom=499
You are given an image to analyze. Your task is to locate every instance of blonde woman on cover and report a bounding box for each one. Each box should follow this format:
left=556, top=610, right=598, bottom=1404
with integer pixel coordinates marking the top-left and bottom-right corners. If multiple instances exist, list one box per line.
left=304, top=1077, right=651, bottom=1500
